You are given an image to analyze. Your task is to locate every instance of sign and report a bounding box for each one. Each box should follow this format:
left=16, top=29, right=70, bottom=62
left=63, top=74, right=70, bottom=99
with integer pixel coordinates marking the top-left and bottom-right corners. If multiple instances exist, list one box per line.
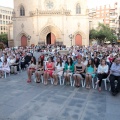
left=59, top=50, right=69, bottom=55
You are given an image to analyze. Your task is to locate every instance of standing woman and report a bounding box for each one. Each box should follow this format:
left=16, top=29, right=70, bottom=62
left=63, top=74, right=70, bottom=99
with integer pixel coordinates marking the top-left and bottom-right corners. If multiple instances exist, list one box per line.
left=96, top=59, right=109, bottom=91
left=52, top=57, right=64, bottom=85
left=64, top=57, right=74, bottom=84
left=85, top=59, right=96, bottom=89
left=35, top=57, right=44, bottom=83
left=73, top=58, right=85, bottom=87
left=27, top=56, right=36, bottom=83
left=44, top=57, right=54, bottom=85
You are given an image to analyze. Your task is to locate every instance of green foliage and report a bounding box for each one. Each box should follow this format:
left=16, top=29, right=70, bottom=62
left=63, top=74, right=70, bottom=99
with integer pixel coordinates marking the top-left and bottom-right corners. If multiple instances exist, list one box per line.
left=0, top=34, right=8, bottom=45
left=89, top=23, right=117, bottom=43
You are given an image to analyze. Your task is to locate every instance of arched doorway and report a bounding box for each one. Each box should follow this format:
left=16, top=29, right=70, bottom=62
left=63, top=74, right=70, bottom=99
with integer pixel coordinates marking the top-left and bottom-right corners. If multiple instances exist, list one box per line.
left=21, top=35, right=27, bottom=47
left=75, top=34, right=82, bottom=46
left=46, top=33, right=56, bottom=45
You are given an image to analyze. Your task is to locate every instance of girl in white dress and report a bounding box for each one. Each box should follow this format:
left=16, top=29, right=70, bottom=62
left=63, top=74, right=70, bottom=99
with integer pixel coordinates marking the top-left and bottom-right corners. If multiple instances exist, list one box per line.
left=0, top=57, right=10, bottom=78
left=52, top=57, right=64, bottom=85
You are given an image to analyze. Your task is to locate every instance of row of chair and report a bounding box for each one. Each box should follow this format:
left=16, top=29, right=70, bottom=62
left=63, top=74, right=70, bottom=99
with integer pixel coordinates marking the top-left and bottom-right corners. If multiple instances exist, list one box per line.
left=33, top=73, right=112, bottom=91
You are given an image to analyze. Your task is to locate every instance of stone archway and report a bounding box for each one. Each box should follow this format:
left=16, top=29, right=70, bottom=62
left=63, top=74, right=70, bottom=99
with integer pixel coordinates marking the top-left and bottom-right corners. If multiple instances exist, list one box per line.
left=46, top=32, right=56, bottom=45
left=74, top=30, right=87, bottom=46
left=39, top=25, right=62, bottom=44
left=15, top=31, right=29, bottom=47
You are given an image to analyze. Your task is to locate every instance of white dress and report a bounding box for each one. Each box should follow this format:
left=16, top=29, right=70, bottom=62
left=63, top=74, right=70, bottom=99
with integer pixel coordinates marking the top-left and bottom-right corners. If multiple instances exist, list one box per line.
left=0, top=62, right=10, bottom=73
left=55, top=63, right=64, bottom=76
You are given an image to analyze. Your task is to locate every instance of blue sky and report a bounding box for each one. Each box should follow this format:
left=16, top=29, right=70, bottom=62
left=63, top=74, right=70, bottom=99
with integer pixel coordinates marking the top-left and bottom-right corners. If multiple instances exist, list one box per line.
left=0, top=0, right=118, bottom=8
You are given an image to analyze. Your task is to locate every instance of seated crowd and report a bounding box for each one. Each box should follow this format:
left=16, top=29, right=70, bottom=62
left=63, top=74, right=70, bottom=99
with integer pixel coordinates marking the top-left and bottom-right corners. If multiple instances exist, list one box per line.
left=0, top=44, right=120, bottom=96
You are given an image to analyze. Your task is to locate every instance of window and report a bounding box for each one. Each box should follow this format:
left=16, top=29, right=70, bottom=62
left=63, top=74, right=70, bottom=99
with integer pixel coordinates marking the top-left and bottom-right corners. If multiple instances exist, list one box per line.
left=76, top=3, right=81, bottom=14
left=3, top=15, right=5, bottom=19
left=0, top=14, right=2, bottom=19
left=20, top=5, right=25, bottom=16
left=0, top=20, right=2, bottom=24
left=3, top=21, right=5, bottom=24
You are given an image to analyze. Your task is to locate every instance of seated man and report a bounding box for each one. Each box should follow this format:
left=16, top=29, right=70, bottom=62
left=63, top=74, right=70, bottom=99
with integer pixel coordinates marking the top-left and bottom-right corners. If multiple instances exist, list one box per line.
left=110, top=57, right=120, bottom=96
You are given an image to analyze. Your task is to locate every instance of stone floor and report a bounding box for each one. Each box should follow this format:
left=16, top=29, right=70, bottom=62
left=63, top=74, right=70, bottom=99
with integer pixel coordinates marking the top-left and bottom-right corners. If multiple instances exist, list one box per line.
left=0, top=70, right=120, bottom=120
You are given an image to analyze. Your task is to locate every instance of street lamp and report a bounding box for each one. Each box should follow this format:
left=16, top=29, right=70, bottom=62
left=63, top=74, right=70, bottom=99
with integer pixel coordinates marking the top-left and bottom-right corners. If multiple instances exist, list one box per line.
left=69, top=34, right=74, bottom=46
left=27, top=35, right=31, bottom=46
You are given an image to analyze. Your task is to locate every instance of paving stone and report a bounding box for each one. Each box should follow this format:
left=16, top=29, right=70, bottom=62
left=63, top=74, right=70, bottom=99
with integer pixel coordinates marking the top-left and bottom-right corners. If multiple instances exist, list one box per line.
left=0, top=52, right=120, bottom=120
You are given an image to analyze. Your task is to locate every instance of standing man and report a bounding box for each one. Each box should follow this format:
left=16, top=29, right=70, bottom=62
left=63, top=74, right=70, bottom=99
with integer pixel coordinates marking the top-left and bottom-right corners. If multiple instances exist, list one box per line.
left=110, top=57, right=120, bottom=96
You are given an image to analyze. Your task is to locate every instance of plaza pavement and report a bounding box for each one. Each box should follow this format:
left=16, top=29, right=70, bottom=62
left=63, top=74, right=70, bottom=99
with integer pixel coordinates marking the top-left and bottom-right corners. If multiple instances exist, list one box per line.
left=0, top=52, right=120, bottom=120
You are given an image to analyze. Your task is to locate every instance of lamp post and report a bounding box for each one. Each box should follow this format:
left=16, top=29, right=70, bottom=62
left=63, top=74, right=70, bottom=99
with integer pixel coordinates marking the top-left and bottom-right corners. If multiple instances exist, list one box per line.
left=69, top=34, right=74, bottom=47
left=27, top=35, right=31, bottom=46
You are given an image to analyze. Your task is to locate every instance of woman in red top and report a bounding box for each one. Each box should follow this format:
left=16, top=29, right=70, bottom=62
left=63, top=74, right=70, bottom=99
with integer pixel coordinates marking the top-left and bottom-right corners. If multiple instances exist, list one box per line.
left=44, top=57, right=54, bottom=85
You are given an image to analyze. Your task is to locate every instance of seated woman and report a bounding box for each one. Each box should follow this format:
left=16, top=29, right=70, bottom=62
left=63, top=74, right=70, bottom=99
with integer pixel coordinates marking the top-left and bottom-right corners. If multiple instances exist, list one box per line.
left=73, top=58, right=85, bottom=87
left=27, top=56, right=36, bottom=83
left=43, top=57, right=54, bottom=85
left=64, top=57, right=74, bottom=85
left=9, top=55, right=17, bottom=74
left=96, top=59, right=109, bottom=91
left=81, top=57, right=88, bottom=67
left=85, top=59, right=96, bottom=89
left=0, top=57, right=10, bottom=78
left=15, top=54, right=21, bottom=72
left=52, top=57, right=64, bottom=85
left=35, top=57, right=44, bottom=83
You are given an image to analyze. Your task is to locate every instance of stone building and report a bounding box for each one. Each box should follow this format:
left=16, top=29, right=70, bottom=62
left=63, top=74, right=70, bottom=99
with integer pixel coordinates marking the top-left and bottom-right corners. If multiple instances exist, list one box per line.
left=12, top=0, right=89, bottom=47
left=0, top=6, right=13, bottom=34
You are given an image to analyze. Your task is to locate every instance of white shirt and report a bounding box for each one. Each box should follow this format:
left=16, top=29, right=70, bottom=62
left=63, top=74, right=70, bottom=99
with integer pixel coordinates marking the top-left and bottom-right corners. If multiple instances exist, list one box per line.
left=9, top=58, right=16, bottom=65
left=81, top=61, right=88, bottom=66
left=97, top=64, right=108, bottom=74
left=55, top=62, right=64, bottom=71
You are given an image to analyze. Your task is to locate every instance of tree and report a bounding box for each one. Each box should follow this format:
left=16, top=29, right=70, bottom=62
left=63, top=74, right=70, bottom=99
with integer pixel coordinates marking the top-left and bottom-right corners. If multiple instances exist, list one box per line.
left=0, top=34, right=8, bottom=45
left=89, top=29, right=97, bottom=40
left=89, top=23, right=117, bottom=44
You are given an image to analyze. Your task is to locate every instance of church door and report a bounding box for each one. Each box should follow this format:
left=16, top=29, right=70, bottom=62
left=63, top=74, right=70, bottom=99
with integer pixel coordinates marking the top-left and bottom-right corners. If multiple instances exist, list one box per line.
left=21, top=35, right=27, bottom=47
left=46, top=33, right=56, bottom=45
left=75, top=34, right=82, bottom=46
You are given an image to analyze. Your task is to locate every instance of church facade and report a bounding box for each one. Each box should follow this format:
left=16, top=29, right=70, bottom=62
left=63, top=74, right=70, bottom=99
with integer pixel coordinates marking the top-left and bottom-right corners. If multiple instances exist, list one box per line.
left=12, top=0, right=89, bottom=47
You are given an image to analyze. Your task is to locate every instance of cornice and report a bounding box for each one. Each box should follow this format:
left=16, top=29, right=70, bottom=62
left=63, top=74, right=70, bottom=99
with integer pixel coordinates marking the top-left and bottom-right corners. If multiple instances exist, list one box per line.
left=29, top=9, right=71, bottom=16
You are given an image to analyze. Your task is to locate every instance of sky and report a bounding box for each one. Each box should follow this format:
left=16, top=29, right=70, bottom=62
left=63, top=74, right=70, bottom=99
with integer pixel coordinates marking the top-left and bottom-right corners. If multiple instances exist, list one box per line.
left=0, top=0, right=119, bottom=8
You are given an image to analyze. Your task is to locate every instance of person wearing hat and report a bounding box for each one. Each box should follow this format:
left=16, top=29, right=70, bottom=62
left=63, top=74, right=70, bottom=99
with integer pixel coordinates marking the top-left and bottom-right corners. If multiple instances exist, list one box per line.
left=110, top=57, right=120, bottom=96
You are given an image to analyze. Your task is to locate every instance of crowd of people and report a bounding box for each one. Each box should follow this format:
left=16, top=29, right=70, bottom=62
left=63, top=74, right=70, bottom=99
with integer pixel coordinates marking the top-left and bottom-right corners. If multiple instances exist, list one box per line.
left=0, top=44, right=120, bottom=96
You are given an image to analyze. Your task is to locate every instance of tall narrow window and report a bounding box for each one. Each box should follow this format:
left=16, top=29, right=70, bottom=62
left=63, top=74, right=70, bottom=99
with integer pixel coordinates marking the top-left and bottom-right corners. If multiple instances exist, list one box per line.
left=20, top=5, right=25, bottom=16
left=76, top=4, right=81, bottom=14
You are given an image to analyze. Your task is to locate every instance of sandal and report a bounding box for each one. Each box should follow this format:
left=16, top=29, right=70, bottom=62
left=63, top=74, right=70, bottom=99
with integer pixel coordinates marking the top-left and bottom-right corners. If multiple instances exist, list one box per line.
left=27, top=79, right=31, bottom=83
left=44, top=81, right=47, bottom=85
left=98, top=87, right=101, bottom=92
left=88, top=85, right=91, bottom=89
left=86, top=85, right=89, bottom=89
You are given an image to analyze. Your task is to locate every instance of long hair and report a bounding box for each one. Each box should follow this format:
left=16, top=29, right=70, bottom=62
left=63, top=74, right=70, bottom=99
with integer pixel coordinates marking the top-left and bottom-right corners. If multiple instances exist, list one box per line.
left=66, top=57, right=73, bottom=66
left=100, top=59, right=106, bottom=65
left=30, top=56, right=36, bottom=65
left=48, top=56, right=54, bottom=62
left=3, top=57, right=7, bottom=64
left=38, top=57, right=43, bottom=66
left=56, top=57, right=62, bottom=67
left=87, top=59, right=94, bottom=68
